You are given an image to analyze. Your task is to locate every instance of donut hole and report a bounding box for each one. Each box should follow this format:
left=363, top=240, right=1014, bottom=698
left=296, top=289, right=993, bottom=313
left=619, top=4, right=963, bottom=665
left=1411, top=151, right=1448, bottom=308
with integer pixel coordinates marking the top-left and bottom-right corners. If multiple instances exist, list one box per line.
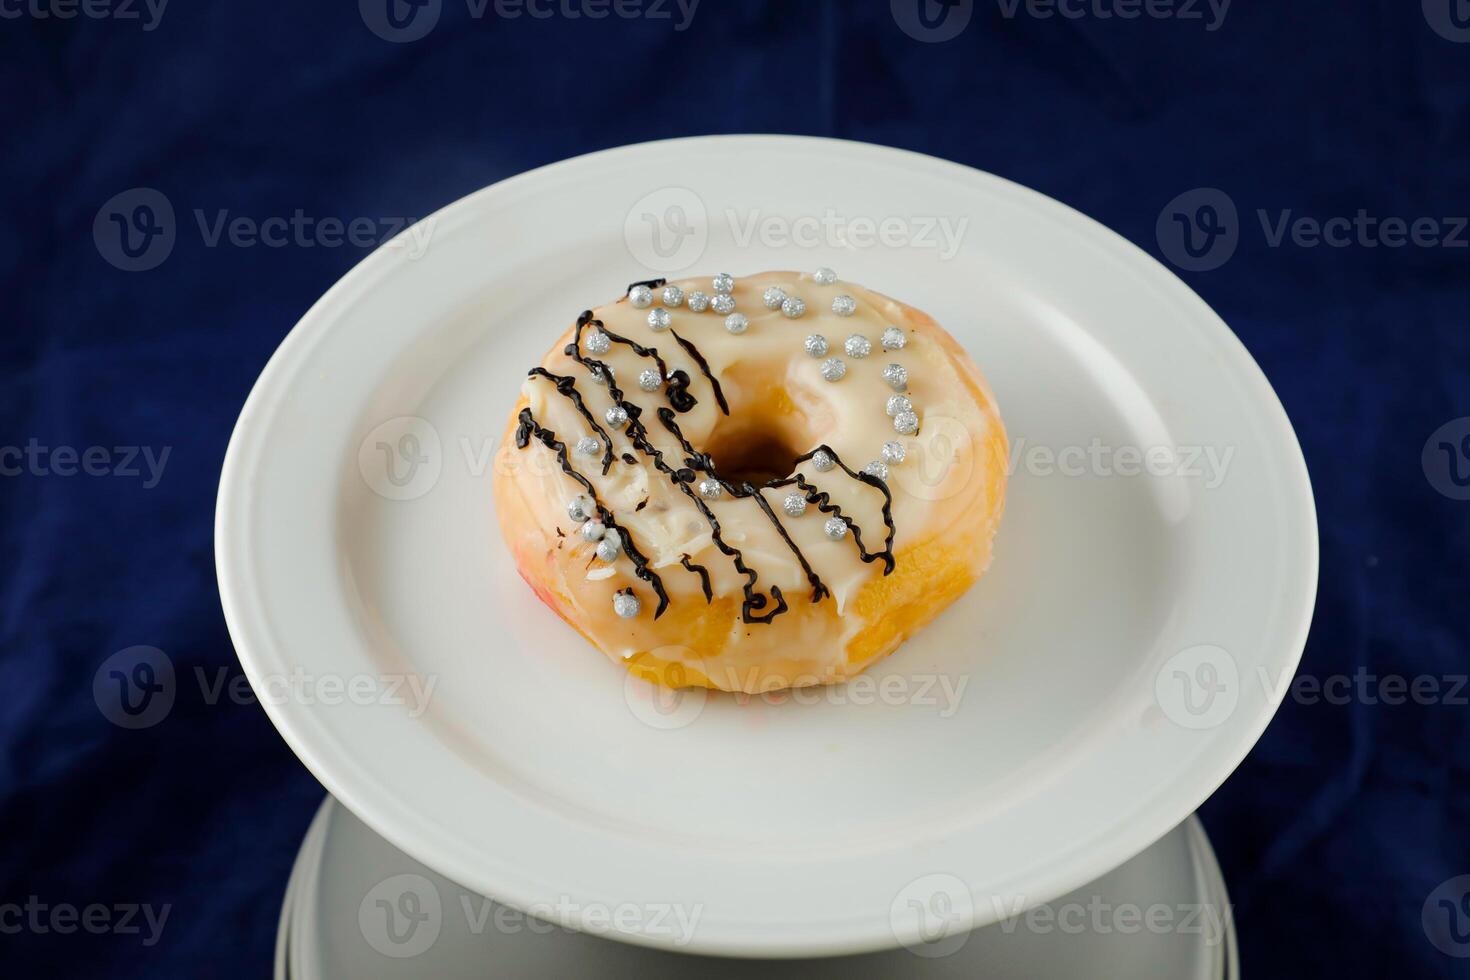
left=703, top=420, right=805, bottom=487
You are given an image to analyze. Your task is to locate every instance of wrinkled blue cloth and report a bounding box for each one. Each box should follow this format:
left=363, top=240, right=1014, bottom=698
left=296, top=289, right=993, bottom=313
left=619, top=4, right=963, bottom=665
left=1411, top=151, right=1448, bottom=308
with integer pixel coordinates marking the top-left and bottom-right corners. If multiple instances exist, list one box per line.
left=3, top=1, right=1468, bottom=976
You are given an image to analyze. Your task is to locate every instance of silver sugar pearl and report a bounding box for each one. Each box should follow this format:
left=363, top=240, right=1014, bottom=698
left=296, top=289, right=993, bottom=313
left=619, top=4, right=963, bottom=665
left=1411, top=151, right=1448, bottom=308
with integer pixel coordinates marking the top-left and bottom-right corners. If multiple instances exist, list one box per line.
left=697, top=478, right=723, bottom=500
left=781, top=296, right=807, bottom=318
left=823, top=516, right=848, bottom=540
left=638, top=368, right=663, bottom=391
left=811, top=449, right=836, bottom=472
left=819, top=357, right=847, bottom=382
left=886, top=394, right=913, bottom=417
left=604, top=405, right=629, bottom=428
left=762, top=286, right=787, bottom=309
left=812, top=267, right=837, bottom=285
left=580, top=520, right=606, bottom=542
left=661, top=284, right=684, bottom=307
left=574, top=436, right=600, bottom=457
left=612, top=590, right=641, bottom=619
left=567, top=494, right=595, bottom=522
left=724, top=312, right=749, bottom=334
left=712, top=272, right=735, bottom=294
left=881, top=441, right=907, bottom=465
left=881, top=326, right=907, bottom=350
left=711, top=293, right=736, bottom=315
left=843, top=334, right=872, bottom=358
left=803, top=334, right=829, bottom=358
left=882, top=363, right=909, bottom=391
left=894, top=410, right=920, bottom=435
left=584, top=330, right=611, bottom=354
left=831, top=294, right=857, bottom=317
left=590, top=366, right=612, bottom=386
left=595, top=531, right=622, bottom=562
left=864, top=460, right=889, bottom=481
left=782, top=492, right=808, bottom=517
left=686, top=290, right=710, bottom=312
left=629, top=284, right=653, bottom=309
left=647, top=307, right=672, bottom=331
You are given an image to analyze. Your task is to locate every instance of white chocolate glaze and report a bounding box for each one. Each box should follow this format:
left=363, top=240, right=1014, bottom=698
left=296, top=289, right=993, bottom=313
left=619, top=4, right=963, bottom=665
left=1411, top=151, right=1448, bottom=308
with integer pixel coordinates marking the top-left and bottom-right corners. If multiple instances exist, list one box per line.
left=494, top=271, right=1007, bottom=690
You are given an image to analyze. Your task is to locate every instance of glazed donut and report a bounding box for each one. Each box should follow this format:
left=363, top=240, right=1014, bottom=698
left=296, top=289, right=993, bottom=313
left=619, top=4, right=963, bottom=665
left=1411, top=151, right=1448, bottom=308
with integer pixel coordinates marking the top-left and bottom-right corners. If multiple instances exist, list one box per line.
left=493, top=270, right=1007, bottom=693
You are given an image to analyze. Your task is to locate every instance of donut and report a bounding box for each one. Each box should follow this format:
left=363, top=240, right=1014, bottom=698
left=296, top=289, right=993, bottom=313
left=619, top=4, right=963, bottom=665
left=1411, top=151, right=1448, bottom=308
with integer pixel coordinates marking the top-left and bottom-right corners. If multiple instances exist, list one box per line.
left=493, top=270, right=1007, bottom=693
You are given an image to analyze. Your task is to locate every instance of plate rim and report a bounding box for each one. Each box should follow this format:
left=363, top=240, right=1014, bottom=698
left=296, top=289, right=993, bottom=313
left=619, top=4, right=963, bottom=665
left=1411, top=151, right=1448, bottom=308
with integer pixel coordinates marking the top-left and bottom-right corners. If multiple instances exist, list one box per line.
left=217, top=133, right=1318, bottom=957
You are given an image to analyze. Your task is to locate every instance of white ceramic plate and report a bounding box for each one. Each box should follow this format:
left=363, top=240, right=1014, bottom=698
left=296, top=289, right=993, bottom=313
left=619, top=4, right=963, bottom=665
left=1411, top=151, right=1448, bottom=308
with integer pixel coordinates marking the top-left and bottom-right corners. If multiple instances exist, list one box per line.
left=284, top=795, right=1236, bottom=978
left=279, top=801, right=331, bottom=980
left=218, top=136, right=1316, bottom=957
left=274, top=830, right=299, bottom=980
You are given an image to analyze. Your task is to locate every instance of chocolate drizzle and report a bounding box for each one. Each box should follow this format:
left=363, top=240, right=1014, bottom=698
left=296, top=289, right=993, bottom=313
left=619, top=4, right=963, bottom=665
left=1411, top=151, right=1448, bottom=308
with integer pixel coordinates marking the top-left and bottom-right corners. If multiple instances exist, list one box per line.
left=514, top=408, right=670, bottom=618
left=561, top=314, right=780, bottom=619
left=679, top=554, right=713, bottom=603
left=526, top=367, right=615, bottom=475
left=567, top=311, right=697, bottom=413
left=744, top=483, right=830, bottom=603
left=682, top=483, right=788, bottom=624
left=780, top=445, right=898, bottom=575
left=625, top=278, right=667, bottom=296
left=614, top=391, right=786, bottom=622
left=653, top=406, right=831, bottom=604
left=668, top=329, right=729, bottom=415
left=514, top=303, right=899, bottom=625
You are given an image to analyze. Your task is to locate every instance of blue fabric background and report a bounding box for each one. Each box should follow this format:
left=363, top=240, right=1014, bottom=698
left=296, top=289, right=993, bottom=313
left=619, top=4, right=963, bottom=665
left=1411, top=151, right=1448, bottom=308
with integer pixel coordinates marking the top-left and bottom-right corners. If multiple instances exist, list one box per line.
left=3, top=1, right=1468, bottom=976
